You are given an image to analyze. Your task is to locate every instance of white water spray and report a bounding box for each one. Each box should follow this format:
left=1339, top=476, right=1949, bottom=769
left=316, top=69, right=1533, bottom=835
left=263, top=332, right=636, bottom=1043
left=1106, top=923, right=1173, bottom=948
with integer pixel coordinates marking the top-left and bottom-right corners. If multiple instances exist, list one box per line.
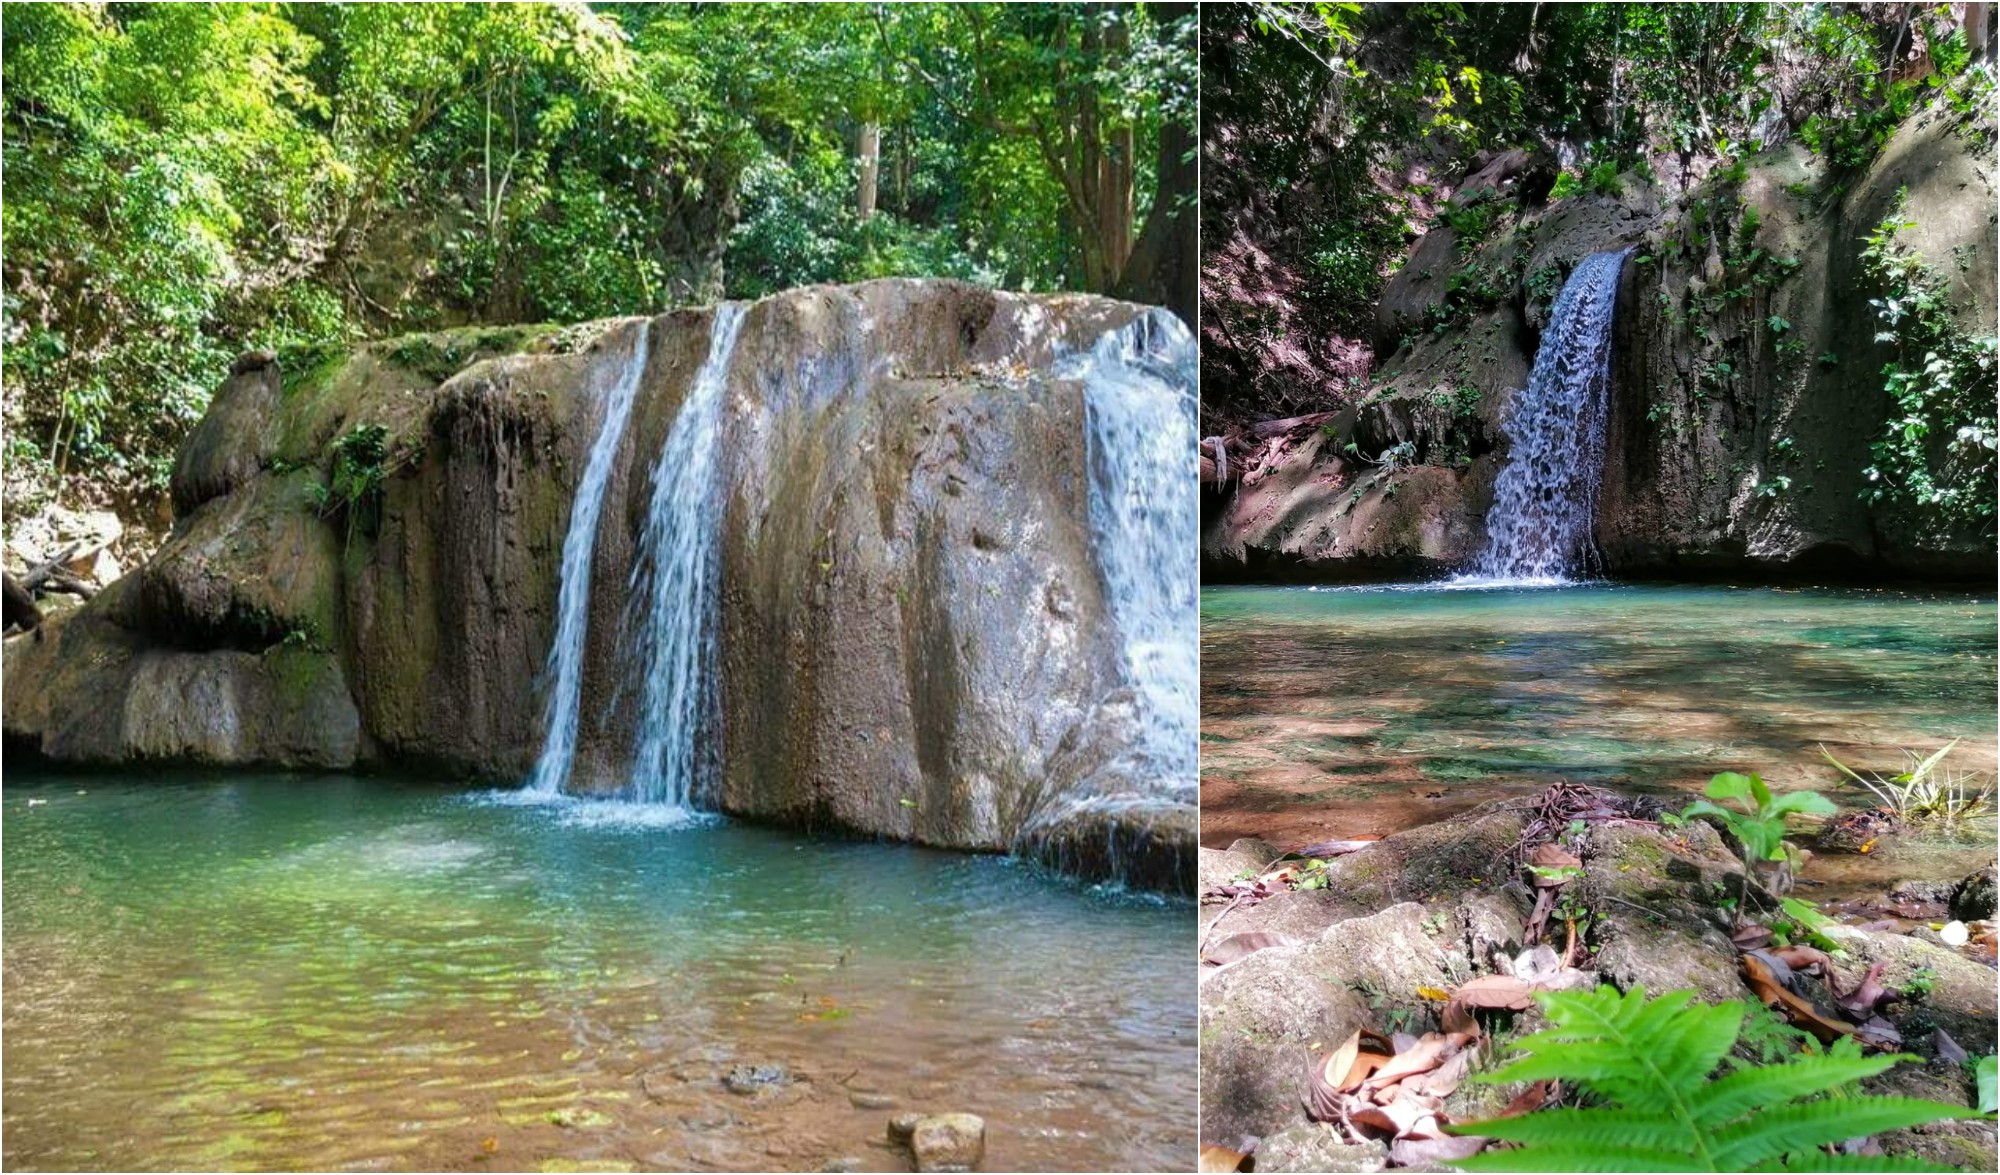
left=1466, top=248, right=1627, bottom=584
left=527, top=322, right=651, bottom=795
left=622, top=303, right=748, bottom=809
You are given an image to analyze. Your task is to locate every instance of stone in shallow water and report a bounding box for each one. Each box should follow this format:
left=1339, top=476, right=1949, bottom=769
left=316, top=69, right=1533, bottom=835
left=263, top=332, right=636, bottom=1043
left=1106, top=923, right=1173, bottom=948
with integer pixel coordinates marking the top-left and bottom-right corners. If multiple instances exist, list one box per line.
left=1950, top=866, right=1997, bottom=922
left=908, top=1113, right=986, bottom=1172
left=848, top=1090, right=897, bottom=1111
left=722, top=1064, right=789, bottom=1095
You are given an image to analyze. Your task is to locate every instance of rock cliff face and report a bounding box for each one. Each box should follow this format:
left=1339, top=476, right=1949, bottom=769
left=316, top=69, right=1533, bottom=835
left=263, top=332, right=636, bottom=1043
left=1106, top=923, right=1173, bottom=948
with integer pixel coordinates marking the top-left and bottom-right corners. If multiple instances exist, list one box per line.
left=3, top=280, right=1195, bottom=886
left=1205, top=111, right=1996, bottom=582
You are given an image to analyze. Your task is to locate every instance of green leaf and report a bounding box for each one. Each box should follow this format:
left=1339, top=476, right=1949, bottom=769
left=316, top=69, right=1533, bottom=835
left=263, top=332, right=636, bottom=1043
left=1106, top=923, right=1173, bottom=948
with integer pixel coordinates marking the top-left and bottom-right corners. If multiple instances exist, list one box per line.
left=1690, top=1056, right=1901, bottom=1126
left=1711, top=1098, right=1982, bottom=1169
left=1764, top=791, right=1838, bottom=818
left=1976, top=1055, right=1997, bottom=1114
left=1707, top=772, right=1757, bottom=802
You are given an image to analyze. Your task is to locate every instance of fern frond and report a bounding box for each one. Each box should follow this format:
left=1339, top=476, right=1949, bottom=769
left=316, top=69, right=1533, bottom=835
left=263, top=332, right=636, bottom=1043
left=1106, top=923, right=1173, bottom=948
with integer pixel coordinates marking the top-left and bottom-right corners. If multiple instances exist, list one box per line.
left=1711, top=1098, right=1984, bottom=1170
left=1457, top=988, right=1977, bottom=1173
left=1489, top=987, right=1741, bottom=1111
left=1454, top=1143, right=1717, bottom=1172
left=1690, top=1056, right=1903, bottom=1126
left=1463, top=1107, right=1690, bottom=1152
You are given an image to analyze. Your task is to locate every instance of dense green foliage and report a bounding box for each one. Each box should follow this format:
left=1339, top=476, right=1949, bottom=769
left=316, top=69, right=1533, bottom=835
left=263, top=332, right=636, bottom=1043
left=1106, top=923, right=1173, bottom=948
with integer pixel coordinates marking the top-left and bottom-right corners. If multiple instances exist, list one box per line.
left=2, top=2, right=1195, bottom=512
left=1453, top=986, right=1980, bottom=1172
left=1856, top=190, right=1999, bottom=536
left=1201, top=1, right=1995, bottom=422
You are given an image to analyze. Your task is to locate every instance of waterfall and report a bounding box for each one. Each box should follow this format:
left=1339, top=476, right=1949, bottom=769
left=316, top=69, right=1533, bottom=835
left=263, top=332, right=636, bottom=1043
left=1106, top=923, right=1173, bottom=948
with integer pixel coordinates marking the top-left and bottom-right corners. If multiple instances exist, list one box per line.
left=621, top=302, right=748, bottom=809
left=1074, top=309, right=1201, bottom=786
left=526, top=322, right=651, bottom=795
left=1467, top=248, right=1627, bottom=583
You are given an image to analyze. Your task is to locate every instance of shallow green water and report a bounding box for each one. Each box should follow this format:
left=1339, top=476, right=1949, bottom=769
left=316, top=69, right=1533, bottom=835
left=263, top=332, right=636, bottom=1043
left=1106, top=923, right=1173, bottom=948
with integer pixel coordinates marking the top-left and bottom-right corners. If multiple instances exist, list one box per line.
left=1200, top=583, right=1997, bottom=858
left=2, top=775, right=1192, bottom=1172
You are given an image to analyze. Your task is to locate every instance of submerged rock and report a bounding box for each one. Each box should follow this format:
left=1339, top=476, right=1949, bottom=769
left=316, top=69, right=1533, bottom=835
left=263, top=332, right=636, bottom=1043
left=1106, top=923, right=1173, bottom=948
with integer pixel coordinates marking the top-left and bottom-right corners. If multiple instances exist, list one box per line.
left=907, top=1113, right=986, bottom=1173
left=1950, top=866, right=1997, bottom=923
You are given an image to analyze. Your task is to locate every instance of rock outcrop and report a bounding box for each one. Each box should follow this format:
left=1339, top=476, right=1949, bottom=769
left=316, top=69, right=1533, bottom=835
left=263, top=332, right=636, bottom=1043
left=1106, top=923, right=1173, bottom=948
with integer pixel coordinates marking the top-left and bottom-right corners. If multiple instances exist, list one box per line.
left=1205, top=108, right=1997, bottom=582
left=3, top=280, right=1195, bottom=886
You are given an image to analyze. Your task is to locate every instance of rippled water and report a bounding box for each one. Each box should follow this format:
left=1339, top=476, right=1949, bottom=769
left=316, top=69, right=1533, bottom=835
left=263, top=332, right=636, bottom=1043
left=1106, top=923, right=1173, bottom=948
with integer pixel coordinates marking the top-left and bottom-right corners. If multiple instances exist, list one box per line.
left=1201, top=583, right=1998, bottom=866
left=2, top=776, right=1193, bottom=1172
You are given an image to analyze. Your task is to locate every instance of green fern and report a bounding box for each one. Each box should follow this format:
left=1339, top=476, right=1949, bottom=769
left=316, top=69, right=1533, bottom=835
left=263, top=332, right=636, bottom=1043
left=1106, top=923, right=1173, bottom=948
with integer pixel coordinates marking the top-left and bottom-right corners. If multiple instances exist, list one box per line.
left=1450, top=987, right=1980, bottom=1172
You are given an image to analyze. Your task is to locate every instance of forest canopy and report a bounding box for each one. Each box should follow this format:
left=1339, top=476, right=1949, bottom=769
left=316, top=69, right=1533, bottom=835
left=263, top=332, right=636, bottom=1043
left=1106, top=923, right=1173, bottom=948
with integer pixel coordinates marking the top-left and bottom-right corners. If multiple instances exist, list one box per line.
left=1, top=1, right=1196, bottom=516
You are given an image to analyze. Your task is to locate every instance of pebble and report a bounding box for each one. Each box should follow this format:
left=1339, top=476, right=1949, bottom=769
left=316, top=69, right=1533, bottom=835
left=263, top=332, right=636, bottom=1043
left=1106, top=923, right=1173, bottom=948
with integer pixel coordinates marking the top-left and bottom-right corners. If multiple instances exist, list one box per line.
left=909, top=1112, right=986, bottom=1173
left=1939, top=920, right=1970, bottom=947
left=849, top=1090, right=897, bottom=1111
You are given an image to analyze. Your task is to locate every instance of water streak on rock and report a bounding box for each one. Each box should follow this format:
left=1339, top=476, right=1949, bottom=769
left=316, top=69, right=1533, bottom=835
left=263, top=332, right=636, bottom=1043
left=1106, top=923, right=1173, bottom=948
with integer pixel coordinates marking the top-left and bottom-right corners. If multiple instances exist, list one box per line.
left=622, top=303, right=748, bottom=809
left=526, top=323, right=651, bottom=795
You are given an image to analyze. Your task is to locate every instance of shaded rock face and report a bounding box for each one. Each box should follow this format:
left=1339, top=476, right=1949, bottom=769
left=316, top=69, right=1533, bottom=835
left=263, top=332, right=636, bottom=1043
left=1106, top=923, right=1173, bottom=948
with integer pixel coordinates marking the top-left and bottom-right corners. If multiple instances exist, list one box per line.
left=1206, top=110, right=1996, bottom=583
left=3, top=280, right=1195, bottom=883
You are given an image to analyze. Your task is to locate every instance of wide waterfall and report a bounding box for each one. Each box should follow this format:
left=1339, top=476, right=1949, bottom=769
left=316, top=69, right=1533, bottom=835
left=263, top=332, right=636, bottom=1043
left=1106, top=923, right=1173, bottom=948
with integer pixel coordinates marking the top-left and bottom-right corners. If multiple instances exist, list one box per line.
left=1467, top=248, right=1627, bottom=583
left=621, top=302, right=747, bottom=809
left=525, top=322, right=651, bottom=795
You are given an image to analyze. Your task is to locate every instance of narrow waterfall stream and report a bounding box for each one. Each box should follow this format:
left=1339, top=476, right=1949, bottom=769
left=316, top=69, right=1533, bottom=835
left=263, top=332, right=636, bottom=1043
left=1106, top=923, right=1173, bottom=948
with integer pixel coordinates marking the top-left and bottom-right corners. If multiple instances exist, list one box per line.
left=622, top=303, right=747, bottom=809
left=1466, top=248, right=1627, bottom=583
left=526, top=323, right=651, bottom=795
left=1077, top=309, right=1201, bottom=785
left=1016, top=310, right=1200, bottom=885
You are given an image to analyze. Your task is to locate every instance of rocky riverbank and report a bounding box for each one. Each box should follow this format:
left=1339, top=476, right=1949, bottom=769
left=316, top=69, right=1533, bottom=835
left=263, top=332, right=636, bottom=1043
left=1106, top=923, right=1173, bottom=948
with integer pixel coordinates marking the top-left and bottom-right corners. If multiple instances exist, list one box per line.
left=1198, top=790, right=1998, bottom=1170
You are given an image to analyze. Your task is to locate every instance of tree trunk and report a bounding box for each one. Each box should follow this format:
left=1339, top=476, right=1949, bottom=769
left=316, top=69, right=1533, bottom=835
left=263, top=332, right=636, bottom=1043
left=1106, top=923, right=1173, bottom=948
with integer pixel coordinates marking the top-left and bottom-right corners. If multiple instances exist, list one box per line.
left=1113, top=2, right=1195, bottom=326
left=858, top=121, right=881, bottom=221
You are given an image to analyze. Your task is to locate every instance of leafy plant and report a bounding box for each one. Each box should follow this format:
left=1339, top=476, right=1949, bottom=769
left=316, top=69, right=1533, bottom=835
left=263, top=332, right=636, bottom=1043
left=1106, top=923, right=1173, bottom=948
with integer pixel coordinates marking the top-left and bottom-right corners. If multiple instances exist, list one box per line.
left=1684, top=772, right=1835, bottom=871
left=1451, top=986, right=1980, bottom=1171
left=1976, top=1055, right=1997, bottom=1115
left=1820, top=741, right=1993, bottom=830
left=309, top=423, right=391, bottom=543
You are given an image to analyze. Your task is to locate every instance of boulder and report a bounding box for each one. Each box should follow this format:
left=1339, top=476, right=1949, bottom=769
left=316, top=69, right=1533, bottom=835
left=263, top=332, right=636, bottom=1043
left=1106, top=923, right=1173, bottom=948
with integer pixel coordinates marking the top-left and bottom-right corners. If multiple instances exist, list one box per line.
left=1949, top=866, right=1997, bottom=922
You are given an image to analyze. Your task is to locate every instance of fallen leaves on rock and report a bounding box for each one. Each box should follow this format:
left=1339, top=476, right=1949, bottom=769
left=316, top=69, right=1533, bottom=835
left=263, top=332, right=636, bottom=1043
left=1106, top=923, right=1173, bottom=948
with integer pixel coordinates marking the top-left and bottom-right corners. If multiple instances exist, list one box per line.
left=1202, top=931, right=1300, bottom=967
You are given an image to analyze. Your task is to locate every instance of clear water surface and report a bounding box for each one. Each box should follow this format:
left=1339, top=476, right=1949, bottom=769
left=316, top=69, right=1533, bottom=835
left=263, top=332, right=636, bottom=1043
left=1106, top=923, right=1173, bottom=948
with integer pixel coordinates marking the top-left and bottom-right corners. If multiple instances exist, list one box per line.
left=1200, top=582, right=1998, bottom=872
left=2, top=775, right=1192, bottom=1172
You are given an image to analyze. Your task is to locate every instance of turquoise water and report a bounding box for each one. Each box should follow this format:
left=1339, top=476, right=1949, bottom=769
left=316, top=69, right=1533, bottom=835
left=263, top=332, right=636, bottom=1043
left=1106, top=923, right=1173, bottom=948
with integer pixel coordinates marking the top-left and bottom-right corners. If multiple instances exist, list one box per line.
left=1200, top=583, right=1997, bottom=855
left=2, top=775, right=1192, bottom=1172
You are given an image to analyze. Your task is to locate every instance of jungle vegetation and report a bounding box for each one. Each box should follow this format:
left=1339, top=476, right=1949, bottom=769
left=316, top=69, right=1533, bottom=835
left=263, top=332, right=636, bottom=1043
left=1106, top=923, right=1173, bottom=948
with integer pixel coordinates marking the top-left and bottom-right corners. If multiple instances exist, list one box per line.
left=1, top=1, right=1197, bottom=518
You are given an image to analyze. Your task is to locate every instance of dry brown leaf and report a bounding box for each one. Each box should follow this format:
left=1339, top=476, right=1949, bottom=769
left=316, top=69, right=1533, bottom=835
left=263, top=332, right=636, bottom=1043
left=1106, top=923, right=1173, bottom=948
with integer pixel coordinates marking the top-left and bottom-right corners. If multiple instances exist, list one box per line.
left=1198, top=1144, right=1251, bottom=1173
left=1836, top=960, right=1890, bottom=1018
left=1450, top=975, right=1537, bottom=1011
left=1362, top=1032, right=1460, bottom=1091
left=1768, top=944, right=1835, bottom=974
left=1527, top=842, right=1582, bottom=883
left=1496, top=1078, right=1557, bottom=1118
left=1345, top=1050, right=1393, bottom=1090
left=1442, top=998, right=1477, bottom=1036
left=1403, top=1048, right=1473, bottom=1100
left=1391, top=1135, right=1489, bottom=1165
left=1741, top=952, right=1856, bottom=1044
left=1202, top=931, right=1300, bottom=966
left=1731, top=923, right=1775, bottom=950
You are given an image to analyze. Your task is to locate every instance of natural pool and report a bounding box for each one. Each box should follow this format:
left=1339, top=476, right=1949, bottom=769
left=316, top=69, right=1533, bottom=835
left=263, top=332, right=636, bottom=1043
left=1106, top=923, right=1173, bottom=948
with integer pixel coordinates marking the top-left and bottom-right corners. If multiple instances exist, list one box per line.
left=1201, top=583, right=1998, bottom=875
left=1, top=775, right=1193, bottom=1173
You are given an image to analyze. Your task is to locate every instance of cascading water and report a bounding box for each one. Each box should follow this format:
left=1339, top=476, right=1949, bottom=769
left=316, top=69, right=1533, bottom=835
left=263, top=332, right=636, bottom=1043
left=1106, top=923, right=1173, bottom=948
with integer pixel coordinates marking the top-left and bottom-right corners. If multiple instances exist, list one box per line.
left=620, top=303, right=748, bottom=810
left=526, top=322, right=651, bottom=795
left=1466, top=248, right=1627, bottom=583
left=1020, top=310, right=1200, bottom=887
left=1077, top=310, right=1202, bottom=784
